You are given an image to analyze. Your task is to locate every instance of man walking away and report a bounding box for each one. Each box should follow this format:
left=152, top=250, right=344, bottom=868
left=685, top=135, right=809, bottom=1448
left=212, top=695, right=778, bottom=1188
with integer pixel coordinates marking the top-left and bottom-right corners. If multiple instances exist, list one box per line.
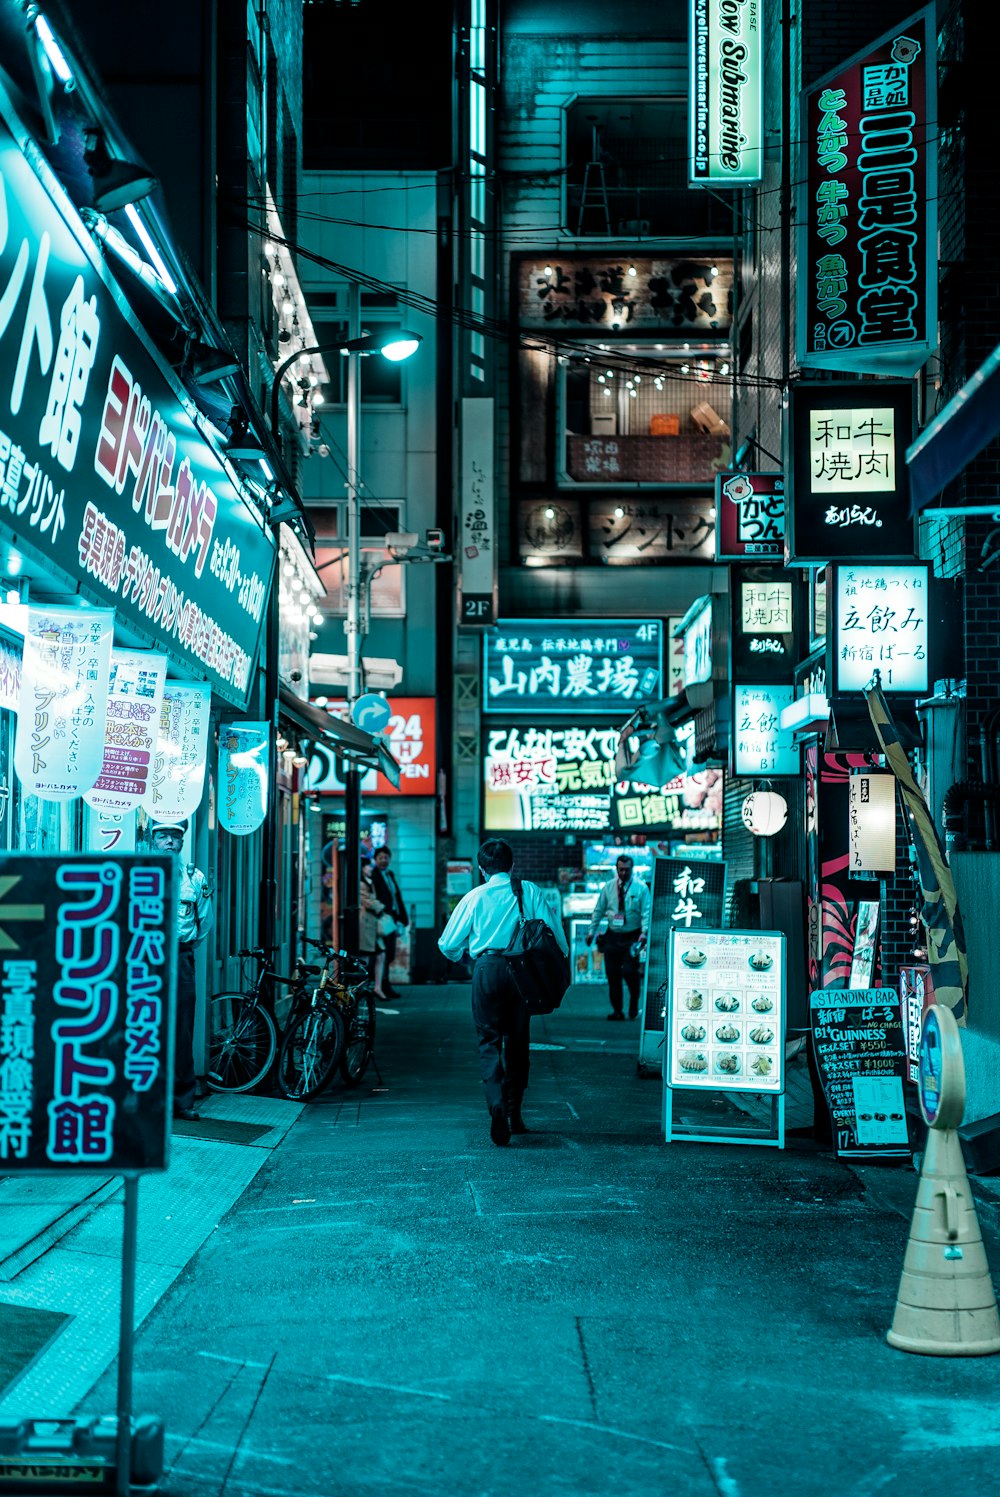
left=586, top=853, right=649, bottom=1021
left=438, top=838, right=568, bottom=1146
left=151, top=820, right=214, bottom=1120
left=372, top=846, right=408, bottom=1001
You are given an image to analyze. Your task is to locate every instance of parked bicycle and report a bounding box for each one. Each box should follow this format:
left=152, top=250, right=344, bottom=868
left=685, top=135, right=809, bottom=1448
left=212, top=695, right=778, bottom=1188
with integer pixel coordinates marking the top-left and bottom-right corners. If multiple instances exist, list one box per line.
left=207, top=946, right=317, bottom=1093
left=276, top=940, right=378, bottom=1100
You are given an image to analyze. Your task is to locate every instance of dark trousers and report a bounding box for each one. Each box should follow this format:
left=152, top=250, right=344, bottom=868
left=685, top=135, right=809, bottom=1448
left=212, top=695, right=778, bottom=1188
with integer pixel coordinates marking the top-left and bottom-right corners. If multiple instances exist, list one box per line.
left=470, top=953, right=530, bottom=1114
left=383, top=930, right=398, bottom=991
left=603, top=931, right=642, bottom=1016
left=175, top=943, right=198, bottom=1111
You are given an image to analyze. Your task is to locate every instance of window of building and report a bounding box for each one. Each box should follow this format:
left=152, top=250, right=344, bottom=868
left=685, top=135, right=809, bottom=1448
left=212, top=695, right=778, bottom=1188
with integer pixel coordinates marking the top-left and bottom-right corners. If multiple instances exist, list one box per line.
left=305, top=291, right=407, bottom=407
left=564, top=99, right=732, bottom=239
left=556, top=344, right=732, bottom=486
left=307, top=504, right=405, bottom=618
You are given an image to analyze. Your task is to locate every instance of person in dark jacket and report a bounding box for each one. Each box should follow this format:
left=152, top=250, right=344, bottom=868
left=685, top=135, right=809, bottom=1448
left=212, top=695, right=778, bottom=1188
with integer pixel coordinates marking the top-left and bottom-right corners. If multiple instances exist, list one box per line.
left=372, top=846, right=408, bottom=1001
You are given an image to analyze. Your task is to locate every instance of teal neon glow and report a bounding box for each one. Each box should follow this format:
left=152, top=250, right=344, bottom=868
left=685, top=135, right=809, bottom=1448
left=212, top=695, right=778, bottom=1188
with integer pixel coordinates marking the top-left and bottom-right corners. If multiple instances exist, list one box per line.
left=34, top=14, right=73, bottom=85
left=124, top=203, right=177, bottom=295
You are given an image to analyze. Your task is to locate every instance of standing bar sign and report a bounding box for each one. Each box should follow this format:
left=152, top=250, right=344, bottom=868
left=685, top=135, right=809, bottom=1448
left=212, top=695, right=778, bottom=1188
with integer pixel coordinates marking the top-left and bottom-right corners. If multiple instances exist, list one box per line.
left=689, top=0, right=764, bottom=185
left=811, top=986, right=909, bottom=1156
left=797, top=6, right=937, bottom=374
left=0, top=852, right=176, bottom=1173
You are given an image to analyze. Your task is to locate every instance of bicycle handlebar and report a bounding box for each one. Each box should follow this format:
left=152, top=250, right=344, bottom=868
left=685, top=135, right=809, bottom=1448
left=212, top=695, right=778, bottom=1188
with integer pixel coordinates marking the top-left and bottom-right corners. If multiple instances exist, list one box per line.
left=301, top=936, right=368, bottom=970
left=236, top=946, right=279, bottom=960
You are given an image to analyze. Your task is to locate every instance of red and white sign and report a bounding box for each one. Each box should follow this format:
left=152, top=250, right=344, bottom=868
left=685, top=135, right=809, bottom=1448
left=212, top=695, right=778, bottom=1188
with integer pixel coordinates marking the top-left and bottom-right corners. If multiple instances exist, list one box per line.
left=309, top=698, right=437, bottom=796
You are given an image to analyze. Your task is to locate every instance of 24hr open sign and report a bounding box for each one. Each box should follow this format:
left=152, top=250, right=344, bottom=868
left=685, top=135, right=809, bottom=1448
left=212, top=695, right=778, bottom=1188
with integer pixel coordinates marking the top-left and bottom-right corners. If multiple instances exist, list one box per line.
left=0, top=854, right=177, bottom=1173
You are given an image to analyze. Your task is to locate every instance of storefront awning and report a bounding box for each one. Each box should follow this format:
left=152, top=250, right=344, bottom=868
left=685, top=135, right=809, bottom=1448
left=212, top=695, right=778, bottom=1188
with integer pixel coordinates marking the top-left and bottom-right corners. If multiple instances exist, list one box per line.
left=907, top=341, right=1000, bottom=514
left=277, top=685, right=401, bottom=788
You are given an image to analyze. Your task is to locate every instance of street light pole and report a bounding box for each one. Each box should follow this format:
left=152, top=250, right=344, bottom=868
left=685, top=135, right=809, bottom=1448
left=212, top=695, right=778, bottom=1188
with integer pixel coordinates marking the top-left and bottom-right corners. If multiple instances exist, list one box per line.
left=266, top=306, right=422, bottom=955
left=342, top=281, right=362, bottom=954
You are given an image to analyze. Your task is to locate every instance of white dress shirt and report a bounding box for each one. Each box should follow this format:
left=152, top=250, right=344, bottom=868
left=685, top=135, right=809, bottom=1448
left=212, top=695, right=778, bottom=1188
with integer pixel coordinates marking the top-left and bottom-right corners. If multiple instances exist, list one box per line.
left=438, top=873, right=569, bottom=962
left=587, top=875, right=650, bottom=938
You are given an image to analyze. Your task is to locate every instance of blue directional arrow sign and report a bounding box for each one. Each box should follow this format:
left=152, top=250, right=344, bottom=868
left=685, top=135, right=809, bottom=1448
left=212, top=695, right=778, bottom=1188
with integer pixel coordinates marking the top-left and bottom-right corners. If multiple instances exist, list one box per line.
left=351, top=693, right=392, bottom=734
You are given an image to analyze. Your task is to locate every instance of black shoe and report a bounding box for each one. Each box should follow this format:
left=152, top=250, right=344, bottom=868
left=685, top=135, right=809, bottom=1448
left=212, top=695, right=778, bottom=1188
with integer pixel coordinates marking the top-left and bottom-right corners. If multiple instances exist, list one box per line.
left=508, top=1110, right=528, bottom=1135
left=628, top=1008, right=639, bottom=1020
left=174, top=1107, right=200, bottom=1122
left=490, top=1106, right=511, bottom=1146
left=607, top=1011, right=625, bottom=1021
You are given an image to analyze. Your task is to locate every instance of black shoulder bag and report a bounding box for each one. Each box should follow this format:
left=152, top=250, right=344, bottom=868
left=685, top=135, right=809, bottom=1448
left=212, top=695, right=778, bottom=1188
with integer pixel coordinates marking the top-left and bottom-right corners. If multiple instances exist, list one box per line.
left=502, top=880, right=571, bottom=1016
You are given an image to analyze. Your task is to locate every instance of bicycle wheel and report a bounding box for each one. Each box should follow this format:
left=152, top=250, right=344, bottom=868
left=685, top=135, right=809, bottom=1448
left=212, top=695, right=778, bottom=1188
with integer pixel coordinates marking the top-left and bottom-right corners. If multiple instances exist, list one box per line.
left=277, top=1002, right=345, bottom=1101
left=339, top=986, right=376, bottom=1088
left=207, top=993, right=277, bottom=1093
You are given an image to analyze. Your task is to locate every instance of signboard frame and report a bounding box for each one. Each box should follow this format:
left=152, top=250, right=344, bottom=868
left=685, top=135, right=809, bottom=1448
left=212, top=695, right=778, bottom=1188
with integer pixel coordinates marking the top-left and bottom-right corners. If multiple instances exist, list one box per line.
left=829, top=561, right=930, bottom=695
left=663, top=927, right=787, bottom=1147
left=796, top=5, right=937, bottom=375
left=482, top=619, right=663, bottom=717
left=715, top=472, right=786, bottom=561
left=689, top=0, right=764, bottom=186
left=810, top=985, right=911, bottom=1157
left=0, top=851, right=177, bottom=1176
left=787, top=382, right=917, bottom=565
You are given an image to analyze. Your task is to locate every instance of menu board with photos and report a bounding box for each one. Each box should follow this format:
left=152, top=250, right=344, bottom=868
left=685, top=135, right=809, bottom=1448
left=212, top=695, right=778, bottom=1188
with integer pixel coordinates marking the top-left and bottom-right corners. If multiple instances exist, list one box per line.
left=810, top=988, right=909, bottom=1157
left=666, top=929, right=785, bottom=1094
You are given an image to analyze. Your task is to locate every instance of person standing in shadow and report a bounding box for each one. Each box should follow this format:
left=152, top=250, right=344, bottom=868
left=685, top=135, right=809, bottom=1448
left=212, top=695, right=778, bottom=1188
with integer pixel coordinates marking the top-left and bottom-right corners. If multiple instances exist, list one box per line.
left=372, top=846, right=408, bottom=1001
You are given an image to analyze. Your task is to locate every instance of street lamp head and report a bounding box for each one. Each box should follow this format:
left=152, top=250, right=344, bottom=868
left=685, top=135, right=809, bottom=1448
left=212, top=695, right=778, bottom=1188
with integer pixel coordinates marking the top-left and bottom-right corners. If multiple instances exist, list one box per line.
left=338, top=328, right=423, bottom=361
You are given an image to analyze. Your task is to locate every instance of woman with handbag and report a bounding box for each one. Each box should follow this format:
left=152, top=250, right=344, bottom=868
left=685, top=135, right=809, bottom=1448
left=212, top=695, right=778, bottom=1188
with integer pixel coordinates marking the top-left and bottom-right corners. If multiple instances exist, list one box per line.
left=359, top=858, right=389, bottom=1003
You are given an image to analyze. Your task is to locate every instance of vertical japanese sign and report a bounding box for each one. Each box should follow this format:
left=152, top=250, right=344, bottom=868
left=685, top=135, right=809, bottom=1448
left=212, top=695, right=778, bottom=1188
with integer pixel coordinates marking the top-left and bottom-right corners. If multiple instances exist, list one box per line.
left=731, top=568, right=797, bottom=680
left=459, top=397, right=496, bottom=627
left=715, top=472, right=785, bottom=559
left=14, top=605, right=113, bottom=800
left=0, top=112, right=274, bottom=707
left=0, top=852, right=176, bottom=1172
left=787, top=382, right=916, bottom=562
left=142, top=681, right=212, bottom=824
left=84, top=648, right=166, bottom=814
left=832, top=563, right=929, bottom=693
left=848, top=771, right=897, bottom=872
left=218, top=721, right=268, bottom=836
left=689, top=0, right=764, bottom=185
left=732, top=685, right=799, bottom=776
left=640, top=856, right=728, bottom=1069
left=797, top=6, right=937, bottom=373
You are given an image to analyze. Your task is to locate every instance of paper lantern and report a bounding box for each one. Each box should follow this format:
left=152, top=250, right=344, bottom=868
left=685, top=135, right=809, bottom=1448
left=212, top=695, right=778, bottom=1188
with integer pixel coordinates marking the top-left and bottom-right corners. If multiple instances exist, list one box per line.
left=742, top=790, right=788, bottom=837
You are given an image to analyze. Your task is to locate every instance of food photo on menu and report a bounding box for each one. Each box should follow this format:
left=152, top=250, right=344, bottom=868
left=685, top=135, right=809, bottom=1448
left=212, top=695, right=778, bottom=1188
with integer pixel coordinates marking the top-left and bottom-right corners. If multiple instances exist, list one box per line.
left=669, top=931, right=784, bottom=1092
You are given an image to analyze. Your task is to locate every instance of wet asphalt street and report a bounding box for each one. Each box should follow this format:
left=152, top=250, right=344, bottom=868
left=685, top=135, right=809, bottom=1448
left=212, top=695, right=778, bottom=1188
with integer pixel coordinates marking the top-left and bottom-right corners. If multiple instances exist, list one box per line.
left=80, top=982, right=1000, bottom=1497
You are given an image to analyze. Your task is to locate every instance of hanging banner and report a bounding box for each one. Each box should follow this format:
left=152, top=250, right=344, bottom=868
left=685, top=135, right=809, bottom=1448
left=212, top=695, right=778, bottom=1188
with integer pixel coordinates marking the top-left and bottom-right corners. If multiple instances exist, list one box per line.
left=865, top=682, right=968, bottom=1022
left=459, top=398, right=497, bottom=627
left=715, top=472, right=785, bottom=560
left=787, top=381, right=916, bottom=563
left=689, top=0, right=764, bottom=185
left=14, top=606, right=113, bottom=801
left=218, top=721, right=268, bottom=836
left=142, top=682, right=212, bottom=824
left=83, top=649, right=166, bottom=815
left=797, top=6, right=937, bottom=374
left=848, top=771, right=897, bottom=873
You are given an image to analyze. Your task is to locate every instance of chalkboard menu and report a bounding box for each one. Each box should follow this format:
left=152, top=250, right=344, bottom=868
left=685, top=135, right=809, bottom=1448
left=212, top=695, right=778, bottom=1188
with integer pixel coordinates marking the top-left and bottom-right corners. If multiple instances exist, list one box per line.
left=810, top=988, right=910, bottom=1157
left=639, top=856, right=728, bottom=1070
